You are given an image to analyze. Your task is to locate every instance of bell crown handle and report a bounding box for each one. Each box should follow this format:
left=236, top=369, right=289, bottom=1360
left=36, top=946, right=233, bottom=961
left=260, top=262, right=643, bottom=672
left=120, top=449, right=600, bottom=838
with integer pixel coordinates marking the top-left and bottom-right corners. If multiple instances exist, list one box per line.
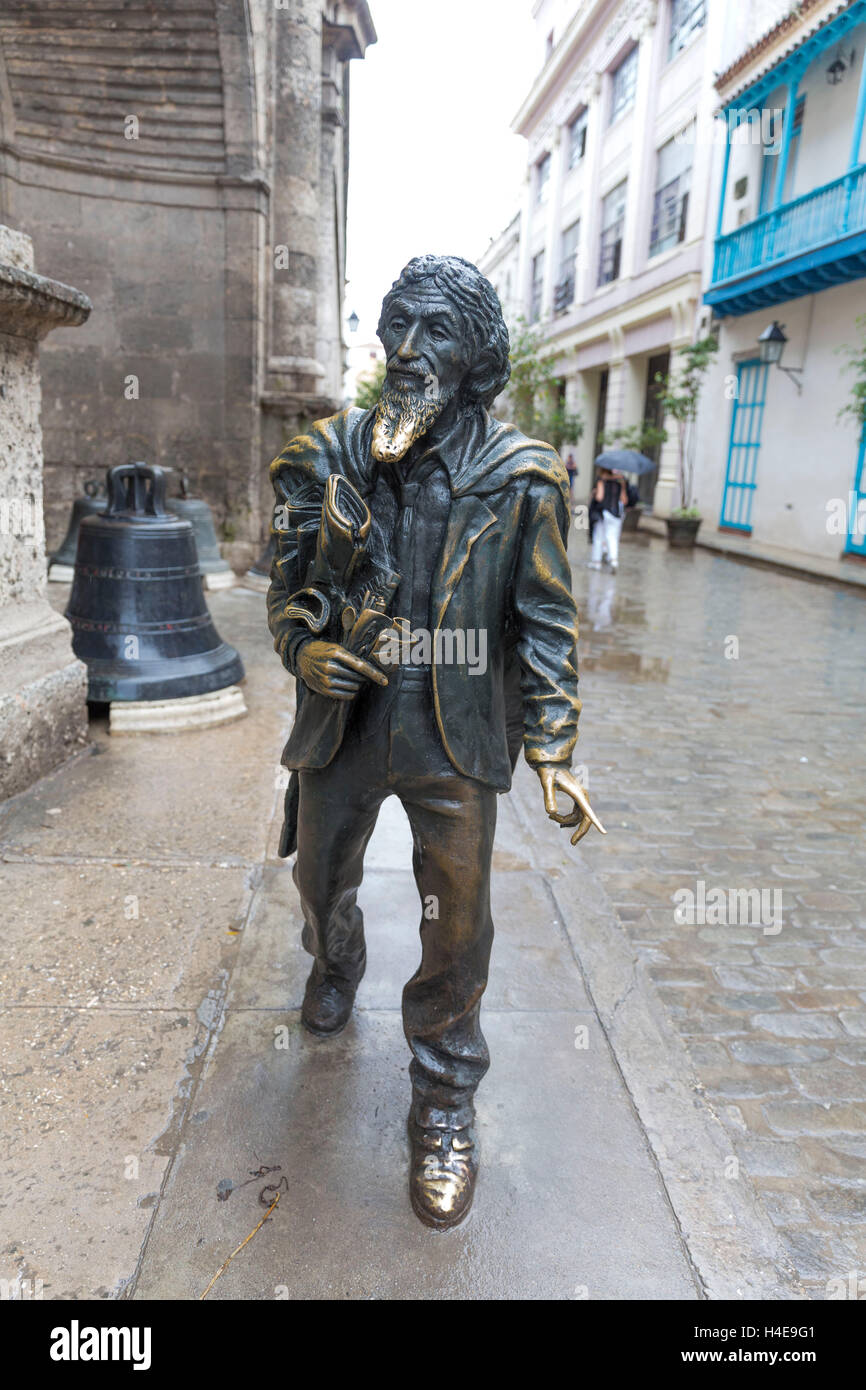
left=105, top=462, right=170, bottom=518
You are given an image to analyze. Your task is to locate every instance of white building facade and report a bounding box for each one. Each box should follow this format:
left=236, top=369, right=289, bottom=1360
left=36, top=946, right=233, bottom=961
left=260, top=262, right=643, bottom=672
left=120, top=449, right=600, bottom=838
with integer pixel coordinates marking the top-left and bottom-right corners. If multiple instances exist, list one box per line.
left=694, top=0, right=866, bottom=565
left=479, top=212, right=522, bottom=327
left=482, top=0, right=725, bottom=513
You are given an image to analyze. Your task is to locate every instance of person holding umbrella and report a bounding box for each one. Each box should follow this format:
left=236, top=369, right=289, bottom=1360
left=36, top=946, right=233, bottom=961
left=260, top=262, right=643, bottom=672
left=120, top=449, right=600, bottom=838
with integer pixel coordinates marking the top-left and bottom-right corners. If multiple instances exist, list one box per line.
left=588, top=468, right=627, bottom=571
left=588, top=448, right=653, bottom=572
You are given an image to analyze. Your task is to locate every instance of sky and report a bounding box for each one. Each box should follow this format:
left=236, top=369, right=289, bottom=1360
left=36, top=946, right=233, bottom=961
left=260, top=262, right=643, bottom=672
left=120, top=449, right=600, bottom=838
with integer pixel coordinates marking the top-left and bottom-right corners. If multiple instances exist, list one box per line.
left=344, top=0, right=538, bottom=343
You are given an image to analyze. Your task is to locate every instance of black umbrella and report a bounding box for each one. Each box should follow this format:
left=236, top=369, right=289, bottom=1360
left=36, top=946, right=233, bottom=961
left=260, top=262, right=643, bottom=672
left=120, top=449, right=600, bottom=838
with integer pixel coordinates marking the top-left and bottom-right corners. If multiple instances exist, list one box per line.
left=594, top=448, right=656, bottom=476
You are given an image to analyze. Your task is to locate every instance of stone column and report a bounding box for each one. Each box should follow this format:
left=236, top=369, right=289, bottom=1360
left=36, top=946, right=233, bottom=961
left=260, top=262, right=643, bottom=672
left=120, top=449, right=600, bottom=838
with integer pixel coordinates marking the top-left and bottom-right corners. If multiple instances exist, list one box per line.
left=541, top=125, right=566, bottom=318
left=653, top=411, right=684, bottom=518
left=316, top=34, right=347, bottom=407
left=621, top=10, right=661, bottom=281
left=261, top=0, right=329, bottom=471
left=515, top=171, right=534, bottom=318
left=574, top=368, right=599, bottom=479
left=603, top=326, right=627, bottom=435
left=0, top=225, right=91, bottom=800
left=260, top=1, right=375, bottom=483
left=576, top=76, right=602, bottom=304
left=653, top=315, right=693, bottom=517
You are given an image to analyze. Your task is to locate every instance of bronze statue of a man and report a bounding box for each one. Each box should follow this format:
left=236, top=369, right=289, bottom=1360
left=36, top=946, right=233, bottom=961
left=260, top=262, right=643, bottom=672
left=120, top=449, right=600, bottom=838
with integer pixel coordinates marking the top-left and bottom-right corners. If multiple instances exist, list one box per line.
left=268, top=254, right=602, bottom=1229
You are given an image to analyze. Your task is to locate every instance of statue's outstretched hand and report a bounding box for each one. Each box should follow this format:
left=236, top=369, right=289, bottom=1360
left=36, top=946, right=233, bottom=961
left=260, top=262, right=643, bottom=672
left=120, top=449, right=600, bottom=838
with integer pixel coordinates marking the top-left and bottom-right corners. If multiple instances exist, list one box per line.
left=537, top=765, right=606, bottom=846
left=297, top=639, right=388, bottom=701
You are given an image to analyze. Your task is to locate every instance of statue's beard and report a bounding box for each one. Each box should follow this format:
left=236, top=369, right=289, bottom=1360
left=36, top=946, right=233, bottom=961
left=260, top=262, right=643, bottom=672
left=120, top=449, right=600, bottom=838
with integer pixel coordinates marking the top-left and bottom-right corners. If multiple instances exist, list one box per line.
left=371, top=374, right=457, bottom=463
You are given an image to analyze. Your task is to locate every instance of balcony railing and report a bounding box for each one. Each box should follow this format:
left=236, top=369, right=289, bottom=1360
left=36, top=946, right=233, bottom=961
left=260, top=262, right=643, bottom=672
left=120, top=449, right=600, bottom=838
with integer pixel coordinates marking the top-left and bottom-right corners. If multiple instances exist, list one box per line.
left=712, top=163, right=866, bottom=284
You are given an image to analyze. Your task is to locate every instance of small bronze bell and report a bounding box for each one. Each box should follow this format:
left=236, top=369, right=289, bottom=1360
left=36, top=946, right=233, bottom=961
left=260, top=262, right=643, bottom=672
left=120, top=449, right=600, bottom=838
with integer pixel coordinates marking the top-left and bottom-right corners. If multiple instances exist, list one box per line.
left=66, top=463, right=245, bottom=704
left=166, top=475, right=235, bottom=590
left=48, top=479, right=107, bottom=582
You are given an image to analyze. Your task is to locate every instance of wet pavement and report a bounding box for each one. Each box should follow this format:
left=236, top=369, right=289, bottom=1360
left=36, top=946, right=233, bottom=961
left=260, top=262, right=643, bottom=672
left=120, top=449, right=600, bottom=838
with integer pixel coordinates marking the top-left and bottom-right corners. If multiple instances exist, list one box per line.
left=569, top=528, right=866, bottom=1295
left=2, top=533, right=863, bottom=1300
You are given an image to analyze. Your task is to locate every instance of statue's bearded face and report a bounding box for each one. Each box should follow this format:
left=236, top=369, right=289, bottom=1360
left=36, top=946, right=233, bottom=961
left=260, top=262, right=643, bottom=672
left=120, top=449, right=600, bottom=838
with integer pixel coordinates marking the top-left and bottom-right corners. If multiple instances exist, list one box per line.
left=372, top=289, right=470, bottom=463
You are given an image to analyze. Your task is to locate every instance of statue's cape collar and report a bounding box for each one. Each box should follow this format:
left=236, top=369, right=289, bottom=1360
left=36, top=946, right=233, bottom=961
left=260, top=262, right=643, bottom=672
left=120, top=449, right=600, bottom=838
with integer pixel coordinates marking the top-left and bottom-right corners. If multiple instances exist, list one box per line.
left=271, top=405, right=568, bottom=505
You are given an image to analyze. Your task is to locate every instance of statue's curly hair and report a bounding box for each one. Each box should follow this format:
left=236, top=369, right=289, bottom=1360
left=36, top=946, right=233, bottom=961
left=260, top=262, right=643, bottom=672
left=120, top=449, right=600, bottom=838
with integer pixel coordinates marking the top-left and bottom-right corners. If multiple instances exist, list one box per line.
left=377, top=253, right=511, bottom=409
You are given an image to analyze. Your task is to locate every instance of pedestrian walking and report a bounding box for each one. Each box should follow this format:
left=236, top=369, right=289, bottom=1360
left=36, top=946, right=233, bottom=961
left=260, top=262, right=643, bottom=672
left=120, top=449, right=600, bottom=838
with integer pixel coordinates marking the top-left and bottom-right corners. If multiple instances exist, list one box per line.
left=565, top=452, right=578, bottom=506
left=588, top=467, right=627, bottom=572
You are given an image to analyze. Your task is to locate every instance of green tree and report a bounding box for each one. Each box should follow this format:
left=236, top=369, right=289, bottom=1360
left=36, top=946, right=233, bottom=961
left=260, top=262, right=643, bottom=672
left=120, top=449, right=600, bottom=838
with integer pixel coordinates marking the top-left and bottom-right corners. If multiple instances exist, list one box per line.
left=354, top=359, right=386, bottom=410
left=836, top=315, right=866, bottom=428
left=599, top=419, right=667, bottom=456
left=506, top=316, right=584, bottom=452
left=654, top=335, right=718, bottom=516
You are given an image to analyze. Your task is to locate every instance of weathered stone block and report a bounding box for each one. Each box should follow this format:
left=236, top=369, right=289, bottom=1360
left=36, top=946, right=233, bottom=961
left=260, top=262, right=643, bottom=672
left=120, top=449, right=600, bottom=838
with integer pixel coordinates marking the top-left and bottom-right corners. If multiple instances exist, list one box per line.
left=0, top=224, right=90, bottom=799
left=751, top=1011, right=841, bottom=1039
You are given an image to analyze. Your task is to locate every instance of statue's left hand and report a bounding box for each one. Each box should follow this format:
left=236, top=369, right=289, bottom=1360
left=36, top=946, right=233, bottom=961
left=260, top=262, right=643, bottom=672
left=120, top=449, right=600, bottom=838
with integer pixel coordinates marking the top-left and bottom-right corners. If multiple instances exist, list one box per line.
left=537, top=765, right=606, bottom=846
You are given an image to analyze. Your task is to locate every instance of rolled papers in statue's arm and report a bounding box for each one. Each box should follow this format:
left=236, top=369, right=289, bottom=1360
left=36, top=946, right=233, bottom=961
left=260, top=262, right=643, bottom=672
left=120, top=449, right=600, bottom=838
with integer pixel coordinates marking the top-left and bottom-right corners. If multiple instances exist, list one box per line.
left=268, top=584, right=330, bottom=678
left=306, top=474, right=371, bottom=594
left=512, top=478, right=582, bottom=768
left=269, top=469, right=397, bottom=680
left=283, top=586, right=331, bottom=633
left=344, top=601, right=395, bottom=663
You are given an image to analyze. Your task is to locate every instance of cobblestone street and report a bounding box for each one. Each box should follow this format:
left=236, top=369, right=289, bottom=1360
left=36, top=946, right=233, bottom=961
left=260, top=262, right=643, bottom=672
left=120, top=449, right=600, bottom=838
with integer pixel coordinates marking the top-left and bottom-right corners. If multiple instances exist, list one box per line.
left=571, top=527, right=866, bottom=1295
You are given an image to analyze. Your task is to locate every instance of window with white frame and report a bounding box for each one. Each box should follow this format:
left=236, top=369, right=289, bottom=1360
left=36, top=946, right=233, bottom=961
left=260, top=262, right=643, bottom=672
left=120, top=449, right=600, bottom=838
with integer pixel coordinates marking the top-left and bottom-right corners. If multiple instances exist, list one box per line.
left=555, top=220, right=580, bottom=312
left=609, top=45, right=638, bottom=125
left=568, top=108, right=588, bottom=169
left=536, top=151, right=552, bottom=204
left=668, top=0, right=706, bottom=62
left=530, top=249, right=546, bottom=322
left=598, top=181, right=627, bottom=285
left=649, top=127, right=693, bottom=257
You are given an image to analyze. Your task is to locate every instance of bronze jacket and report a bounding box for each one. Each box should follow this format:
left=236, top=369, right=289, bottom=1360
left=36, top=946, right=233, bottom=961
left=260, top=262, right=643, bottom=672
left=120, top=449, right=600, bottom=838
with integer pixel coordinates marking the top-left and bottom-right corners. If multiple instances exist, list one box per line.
left=267, top=405, right=581, bottom=792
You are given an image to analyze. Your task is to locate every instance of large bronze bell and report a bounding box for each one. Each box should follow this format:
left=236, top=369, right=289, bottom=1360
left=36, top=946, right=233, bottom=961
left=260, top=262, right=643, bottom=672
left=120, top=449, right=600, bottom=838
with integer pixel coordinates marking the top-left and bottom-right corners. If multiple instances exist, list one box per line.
left=166, top=476, right=234, bottom=590
left=66, top=463, right=245, bottom=702
left=48, top=479, right=107, bottom=582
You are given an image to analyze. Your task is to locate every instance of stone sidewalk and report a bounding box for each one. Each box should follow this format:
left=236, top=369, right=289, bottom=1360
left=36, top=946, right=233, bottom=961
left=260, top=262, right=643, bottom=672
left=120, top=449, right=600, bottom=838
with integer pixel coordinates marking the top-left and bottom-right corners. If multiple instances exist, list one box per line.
left=0, top=552, right=838, bottom=1301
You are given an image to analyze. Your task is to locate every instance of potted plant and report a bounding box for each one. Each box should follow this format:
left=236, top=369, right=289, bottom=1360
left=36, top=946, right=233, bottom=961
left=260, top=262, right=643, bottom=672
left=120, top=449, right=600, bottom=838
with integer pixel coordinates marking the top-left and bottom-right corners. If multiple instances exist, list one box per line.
left=654, top=335, right=718, bottom=548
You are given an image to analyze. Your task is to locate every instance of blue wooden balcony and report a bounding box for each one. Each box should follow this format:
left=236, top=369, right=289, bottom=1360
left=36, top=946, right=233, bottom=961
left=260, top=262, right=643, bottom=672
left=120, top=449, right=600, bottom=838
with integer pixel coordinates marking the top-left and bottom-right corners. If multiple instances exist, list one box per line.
left=706, top=164, right=866, bottom=317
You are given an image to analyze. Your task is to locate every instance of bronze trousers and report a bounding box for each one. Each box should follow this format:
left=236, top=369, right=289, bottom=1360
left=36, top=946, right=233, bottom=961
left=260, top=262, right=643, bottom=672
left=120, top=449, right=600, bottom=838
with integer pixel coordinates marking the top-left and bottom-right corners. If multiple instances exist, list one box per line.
left=293, top=667, right=497, bottom=1120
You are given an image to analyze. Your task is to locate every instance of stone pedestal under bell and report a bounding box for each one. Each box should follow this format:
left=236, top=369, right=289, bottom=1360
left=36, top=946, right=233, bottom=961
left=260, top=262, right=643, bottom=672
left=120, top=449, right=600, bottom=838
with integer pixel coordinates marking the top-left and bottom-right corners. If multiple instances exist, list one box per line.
left=240, top=533, right=275, bottom=592
left=202, top=568, right=236, bottom=591
left=109, top=684, right=247, bottom=734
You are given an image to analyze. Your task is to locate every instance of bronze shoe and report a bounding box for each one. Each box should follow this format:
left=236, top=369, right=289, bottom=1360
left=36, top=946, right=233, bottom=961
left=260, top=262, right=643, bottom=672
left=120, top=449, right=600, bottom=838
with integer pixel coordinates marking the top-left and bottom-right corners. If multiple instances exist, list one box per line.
left=301, top=967, right=359, bottom=1037
left=408, top=1112, right=478, bottom=1229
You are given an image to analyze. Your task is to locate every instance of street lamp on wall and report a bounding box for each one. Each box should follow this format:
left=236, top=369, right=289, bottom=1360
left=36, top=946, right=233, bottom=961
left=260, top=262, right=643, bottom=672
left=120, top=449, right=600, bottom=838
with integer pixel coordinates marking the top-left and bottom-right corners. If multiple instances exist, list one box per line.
left=347, top=310, right=360, bottom=333
left=758, top=320, right=803, bottom=393
left=826, top=46, right=856, bottom=84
